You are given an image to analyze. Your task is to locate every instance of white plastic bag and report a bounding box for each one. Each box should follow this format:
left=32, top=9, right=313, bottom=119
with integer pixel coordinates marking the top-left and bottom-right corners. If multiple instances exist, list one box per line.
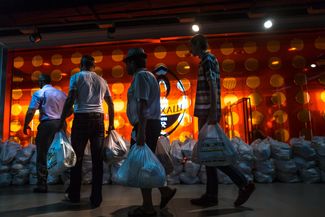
left=269, top=138, right=292, bottom=160
left=104, top=130, right=128, bottom=163
left=251, top=138, right=271, bottom=161
left=0, top=141, right=21, bottom=164
left=192, top=123, right=237, bottom=166
left=47, top=131, right=76, bottom=176
left=231, top=137, right=254, bottom=161
left=115, top=143, right=166, bottom=188
left=156, top=136, right=174, bottom=175
left=290, top=137, right=316, bottom=160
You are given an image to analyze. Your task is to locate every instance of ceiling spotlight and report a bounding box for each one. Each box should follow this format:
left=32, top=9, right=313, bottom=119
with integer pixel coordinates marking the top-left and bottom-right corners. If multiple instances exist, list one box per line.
left=192, top=24, right=200, bottom=32
left=264, top=19, right=273, bottom=29
left=310, top=63, right=317, bottom=68
left=29, top=32, right=42, bottom=43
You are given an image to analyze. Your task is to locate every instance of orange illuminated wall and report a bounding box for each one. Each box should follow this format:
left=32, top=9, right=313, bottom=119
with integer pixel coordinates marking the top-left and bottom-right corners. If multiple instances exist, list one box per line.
left=6, top=31, right=325, bottom=146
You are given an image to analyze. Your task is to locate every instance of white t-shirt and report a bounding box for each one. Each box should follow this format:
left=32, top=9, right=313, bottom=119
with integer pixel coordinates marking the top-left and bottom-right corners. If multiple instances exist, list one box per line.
left=69, top=71, right=110, bottom=113
left=127, top=69, right=161, bottom=126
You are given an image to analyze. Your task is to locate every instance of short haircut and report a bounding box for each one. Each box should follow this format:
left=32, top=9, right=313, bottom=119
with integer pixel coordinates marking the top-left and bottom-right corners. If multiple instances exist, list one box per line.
left=80, top=55, right=95, bottom=71
left=128, top=56, right=146, bottom=68
left=190, top=34, right=208, bottom=50
left=38, top=74, right=51, bottom=84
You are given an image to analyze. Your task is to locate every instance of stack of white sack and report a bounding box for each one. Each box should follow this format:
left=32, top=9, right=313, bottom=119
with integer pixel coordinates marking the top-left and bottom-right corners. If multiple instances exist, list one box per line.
left=231, top=137, right=254, bottom=182
left=0, top=141, right=21, bottom=186
left=311, top=136, right=325, bottom=182
left=290, top=137, right=320, bottom=183
left=251, top=138, right=275, bottom=183
left=168, top=140, right=183, bottom=184
left=269, top=138, right=300, bottom=183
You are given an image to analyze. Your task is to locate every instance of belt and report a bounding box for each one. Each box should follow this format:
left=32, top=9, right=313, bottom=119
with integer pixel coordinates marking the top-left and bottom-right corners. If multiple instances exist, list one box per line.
left=74, top=112, right=104, bottom=118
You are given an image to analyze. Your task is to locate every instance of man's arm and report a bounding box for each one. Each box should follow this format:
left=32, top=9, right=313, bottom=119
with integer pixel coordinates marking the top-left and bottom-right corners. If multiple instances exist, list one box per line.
left=23, top=108, right=36, bottom=135
left=104, top=94, right=115, bottom=132
left=136, top=99, right=147, bottom=146
left=59, top=89, right=76, bottom=130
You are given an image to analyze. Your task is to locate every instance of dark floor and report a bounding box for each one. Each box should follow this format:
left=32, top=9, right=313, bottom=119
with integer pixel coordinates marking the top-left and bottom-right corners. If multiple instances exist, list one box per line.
left=0, top=183, right=324, bottom=217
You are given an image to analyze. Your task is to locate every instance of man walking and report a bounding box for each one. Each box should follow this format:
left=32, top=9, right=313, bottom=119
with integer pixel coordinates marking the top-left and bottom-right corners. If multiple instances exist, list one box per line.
left=60, top=55, right=114, bottom=208
left=24, top=74, right=67, bottom=193
left=189, top=34, right=255, bottom=207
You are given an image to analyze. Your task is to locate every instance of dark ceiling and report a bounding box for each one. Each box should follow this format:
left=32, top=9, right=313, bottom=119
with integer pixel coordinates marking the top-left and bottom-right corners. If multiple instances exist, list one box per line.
left=0, top=0, right=324, bottom=49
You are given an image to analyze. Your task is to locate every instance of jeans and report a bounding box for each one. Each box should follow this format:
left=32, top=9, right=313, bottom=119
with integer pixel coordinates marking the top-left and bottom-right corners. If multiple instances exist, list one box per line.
left=68, top=113, right=104, bottom=205
left=198, top=117, right=248, bottom=197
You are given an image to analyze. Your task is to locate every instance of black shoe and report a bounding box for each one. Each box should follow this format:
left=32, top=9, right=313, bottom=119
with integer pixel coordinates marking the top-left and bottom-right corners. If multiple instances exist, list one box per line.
left=234, top=182, right=255, bottom=207
left=160, top=188, right=177, bottom=209
left=62, top=193, right=80, bottom=204
left=33, top=186, right=47, bottom=193
left=190, top=194, right=218, bottom=207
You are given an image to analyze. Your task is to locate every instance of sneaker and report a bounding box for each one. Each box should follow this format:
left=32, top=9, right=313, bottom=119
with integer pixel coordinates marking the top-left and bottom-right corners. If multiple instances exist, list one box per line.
left=160, top=188, right=177, bottom=209
left=190, top=194, right=218, bottom=207
left=234, top=182, right=255, bottom=207
left=33, top=186, right=47, bottom=193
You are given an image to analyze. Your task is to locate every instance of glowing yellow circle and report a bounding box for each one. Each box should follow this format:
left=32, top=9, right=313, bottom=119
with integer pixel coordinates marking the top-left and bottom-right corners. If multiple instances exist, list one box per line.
left=223, top=77, right=237, bottom=90
left=154, top=46, right=167, bottom=59
left=320, top=91, right=325, bottom=102
left=243, top=41, right=257, bottom=54
left=14, top=56, right=24, bottom=68
left=248, top=92, right=263, bottom=106
left=51, top=69, right=62, bottom=81
left=268, top=57, right=282, bottom=70
left=180, top=113, right=192, bottom=127
left=267, top=40, right=280, bottom=52
left=290, top=38, right=304, bottom=51
left=176, top=61, right=190, bottom=75
left=32, top=55, right=43, bottom=67
left=112, top=49, right=124, bottom=62
left=297, top=109, right=311, bottom=123
left=71, top=67, right=80, bottom=76
left=11, top=104, right=22, bottom=116
left=92, top=50, right=103, bottom=63
left=51, top=54, right=63, bottom=65
left=95, top=66, right=103, bottom=76
left=12, top=89, right=23, bottom=100
left=220, top=42, right=234, bottom=55
left=270, top=74, right=284, bottom=88
left=246, top=76, right=260, bottom=89
left=274, top=128, right=289, bottom=142
left=245, top=58, right=259, bottom=71
left=112, top=83, right=124, bottom=95
left=179, top=131, right=193, bottom=143
left=177, top=79, right=191, bottom=92
left=222, top=59, right=235, bottom=72
left=294, top=73, right=307, bottom=86
left=176, top=44, right=189, bottom=57
left=71, top=52, right=82, bottom=64
left=114, top=116, right=125, bottom=129
left=273, top=110, right=288, bottom=124
left=223, top=94, right=238, bottom=106
left=225, top=112, right=239, bottom=125
left=271, top=92, right=286, bottom=105
left=112, top=65, right=124, bottom=78
left=252, top=111, right=264, bottom=125
left=178, top=96, right=191, bottom=110
left=315, top=36, right=325, bottom=50
left=113, top=99, right=125, bottom=112
left=10, top=120, right=21, bottom=132
left=295, top=91, right=310, bottom=104
left=31, top=88, right=40, bottom=96
left=292, top=55, right=306, bottom=68
left=31, top=71, right=42, bottom=81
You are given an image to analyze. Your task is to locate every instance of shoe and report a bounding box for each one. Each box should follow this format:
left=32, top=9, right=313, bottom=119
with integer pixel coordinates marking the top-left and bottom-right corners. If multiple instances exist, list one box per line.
left=190, top=194, right=218, bottom=207
left=62, top=193, right=80, bottom=204
left=234, top=182, right=256, bottom=207
left=160, top=188, right=177, bottom=209
left=33, top=186, right=47, bottom=193
left=128, top=206, right=157, bottom=217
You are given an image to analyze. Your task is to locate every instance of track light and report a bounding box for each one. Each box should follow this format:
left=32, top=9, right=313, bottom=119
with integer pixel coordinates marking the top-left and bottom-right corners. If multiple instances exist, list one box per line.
left=264, top=19, right=273, bottom=29
left=192, top=24, right=200, bottom=32
left=29, top=32, right=42, bottom=43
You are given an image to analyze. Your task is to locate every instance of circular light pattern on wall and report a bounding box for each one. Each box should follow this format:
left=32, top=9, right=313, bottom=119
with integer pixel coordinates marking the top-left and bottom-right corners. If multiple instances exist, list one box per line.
left=112, top=65, right=124, bottom=78
left=220, top=42, right=234, bottom=55
left=176, top=61, right=190, bottom=74
left=292, top=55, right=306, bottom=68
left=225, top=111, right=239, bottom=125
left=176, top=44, right=189, bottom=57
left=51, top=54, right=63, bottom=65
left=180, top=113, right=192, bottom=127
left=51, top=69, right=62, bottom=81
left=294, top=73, right=307, bottom=86
left=252, top=111, right=264, bottom=125
left=297, top=109, right=311, bottom=122
left=178, top=96, right=191, bottom=110
left=267, top=40, right=280, bottom=52
left=112, top=83, right=124, bottom=95
left=290, top=38, right=304, bottom=51
left=273, top=110, right=288, bottom=124
left=320, top=90, right=325, bottom=102
left=177, top=78, right=191, bottom=92
left=31, top=88, right=40, bottom=96
left=270, top=74, right=284, bottom=87
left=92, top=50, right=103, bottom=63
left=245, top=58, right=259, bottom=71
left=246, top=76, right=260, bottom=89
left=179, top=131, right=193, bottom=143
left=10, top=120, right=21, bottom=132
left=113, top=99, right=125, bottom=112
left=12, top=89, right=23, bottom=100
left=271, top=92, right=286, bottom=105
left=71, top=52, right=82, bottom=64
left=315, top=36, right=325, bottom=50
left=112, top=49, right=124, bottom=62
left=14, top=56, right=24, bottom=68
left=295, top=90, right=310, bottom=104
left=274, top=128, right=289, bottom=142
left=114, top=116, right=125, bottom=129
left=222, top=59, right=235, bottom=72
left=11, top=104, right=22, bottom=116
left=32, top=55, right=43, bottom=67
left=243, top=41, right=257, bottom=54
left=223, top=94, right=238, bottom=106
left=95, top=66, right=103, bottom=76
left=268, top=57, right=282, bottom=70
left=318, top=74, right=325, bottom=85
left=223, top=77, right=237, bottom=90
left=31, top=70, right=42, bottom=81
left=71, top=67, right=80, bottom=76
left=154, top=46, right=167, bottom=59
left=248, top=92, right=263, bottom=106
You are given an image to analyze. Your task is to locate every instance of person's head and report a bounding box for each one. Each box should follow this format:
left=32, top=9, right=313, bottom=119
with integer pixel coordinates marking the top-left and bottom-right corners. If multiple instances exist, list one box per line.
left=123, top=48, right=147, bottom=75
left=80, top=55, right=95, bottom=71
left=190, top=34, right=209, bottom=57
left=38, top=74, right=51, bottom=88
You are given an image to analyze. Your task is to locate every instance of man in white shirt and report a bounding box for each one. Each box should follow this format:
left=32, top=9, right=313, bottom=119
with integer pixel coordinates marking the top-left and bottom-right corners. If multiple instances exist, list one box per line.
left=24, top=74, right=67, bottom=193
left=60, top=55, right=114, bottom=209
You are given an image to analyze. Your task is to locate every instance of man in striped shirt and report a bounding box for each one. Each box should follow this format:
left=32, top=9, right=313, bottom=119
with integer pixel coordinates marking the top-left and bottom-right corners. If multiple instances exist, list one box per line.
left=190, top=34, right=255, bottom=207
